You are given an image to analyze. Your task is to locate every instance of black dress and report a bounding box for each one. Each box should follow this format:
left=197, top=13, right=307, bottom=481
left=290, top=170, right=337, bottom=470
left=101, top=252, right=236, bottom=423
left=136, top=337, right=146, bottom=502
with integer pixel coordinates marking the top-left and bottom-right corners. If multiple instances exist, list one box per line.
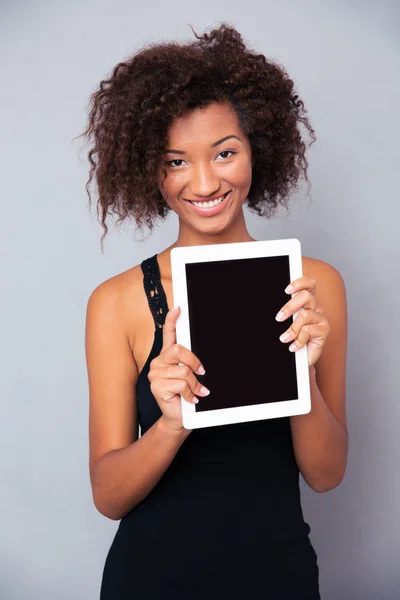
left=100, top=254, right=320, bottom=599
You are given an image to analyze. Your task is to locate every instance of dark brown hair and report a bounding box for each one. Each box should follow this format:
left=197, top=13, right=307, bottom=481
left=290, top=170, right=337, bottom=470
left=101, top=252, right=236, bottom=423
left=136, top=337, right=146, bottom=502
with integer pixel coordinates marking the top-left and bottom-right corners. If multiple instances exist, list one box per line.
left=78, top=23, right=316, bottom=249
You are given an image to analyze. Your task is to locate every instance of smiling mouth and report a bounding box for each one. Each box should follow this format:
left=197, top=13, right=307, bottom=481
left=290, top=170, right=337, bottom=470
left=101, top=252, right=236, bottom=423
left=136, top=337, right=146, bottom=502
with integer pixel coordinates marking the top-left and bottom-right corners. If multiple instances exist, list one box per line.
left=185, top=191, right=230, bottom=207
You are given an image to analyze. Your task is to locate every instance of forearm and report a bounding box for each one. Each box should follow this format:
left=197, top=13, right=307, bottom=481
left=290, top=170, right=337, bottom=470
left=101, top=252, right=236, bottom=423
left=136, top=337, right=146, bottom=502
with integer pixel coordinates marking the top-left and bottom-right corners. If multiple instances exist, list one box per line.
left=91, top=416, right=191, bottom=520
left=290, top=366, right=348, bottom=492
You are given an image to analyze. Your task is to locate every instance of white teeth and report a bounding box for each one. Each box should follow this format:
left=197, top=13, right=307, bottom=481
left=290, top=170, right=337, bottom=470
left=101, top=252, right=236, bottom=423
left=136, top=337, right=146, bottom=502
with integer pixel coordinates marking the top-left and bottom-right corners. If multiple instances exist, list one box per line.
left=191, top=194, right=225, bottom=208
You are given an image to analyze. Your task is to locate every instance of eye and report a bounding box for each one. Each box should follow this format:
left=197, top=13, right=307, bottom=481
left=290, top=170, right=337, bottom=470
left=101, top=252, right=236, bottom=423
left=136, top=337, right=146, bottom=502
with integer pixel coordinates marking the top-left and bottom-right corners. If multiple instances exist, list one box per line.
left=217, top=150, right=236, bottom=160
left=166, top=159, right=186, bottom=168
left=165, top=150, right=236, bottom=168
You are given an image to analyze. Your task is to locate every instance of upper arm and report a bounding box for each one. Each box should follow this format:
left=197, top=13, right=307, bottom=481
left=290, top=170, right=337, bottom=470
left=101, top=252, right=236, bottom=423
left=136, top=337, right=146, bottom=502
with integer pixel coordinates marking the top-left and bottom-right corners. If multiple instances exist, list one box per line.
left=85, top=280, right=139, bottom=485
left=311, top=261, right=348, bottom=434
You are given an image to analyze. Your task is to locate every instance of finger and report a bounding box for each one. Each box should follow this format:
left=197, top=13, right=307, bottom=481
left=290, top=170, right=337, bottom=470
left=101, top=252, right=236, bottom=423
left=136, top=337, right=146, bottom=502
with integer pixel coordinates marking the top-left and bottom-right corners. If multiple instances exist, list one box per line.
left=159, top=307, right=205, bottom=375
left=279, top=308, right=322, bottom=342
left=151, top=377, right=198, bottom=404
left=161, top=364, right=210, bottom=398
left=164, top=343, right=206, bottom=376
left=152, top=342, right=204, bottom=377
left=161, top=306, right=180, bottom=351
left=288, top=322, right=329, bottom=352
left=285, top=277, right=316, bottom=295
left=276, top=290, right=317, bottom=322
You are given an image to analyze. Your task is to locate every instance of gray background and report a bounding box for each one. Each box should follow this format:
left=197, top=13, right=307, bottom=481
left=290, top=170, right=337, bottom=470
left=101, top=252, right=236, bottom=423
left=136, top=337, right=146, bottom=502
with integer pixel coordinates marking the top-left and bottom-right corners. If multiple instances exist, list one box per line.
left=1, top=1, right=399, bottom=598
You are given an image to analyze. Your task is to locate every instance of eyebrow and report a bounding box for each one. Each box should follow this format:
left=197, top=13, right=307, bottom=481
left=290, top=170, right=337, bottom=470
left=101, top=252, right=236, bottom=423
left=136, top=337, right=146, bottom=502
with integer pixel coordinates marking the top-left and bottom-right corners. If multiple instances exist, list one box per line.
left=164, top=135, right=242, bottom=155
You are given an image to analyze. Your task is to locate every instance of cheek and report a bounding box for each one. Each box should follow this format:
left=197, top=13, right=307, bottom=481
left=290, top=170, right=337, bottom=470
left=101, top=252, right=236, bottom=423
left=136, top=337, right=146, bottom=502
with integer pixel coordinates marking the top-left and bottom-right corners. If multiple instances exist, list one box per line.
left=158, top=173, right=185, bottom=202
left=161, top=174, right=181, bottom=194
left=227, top=161, right=252, bottom=189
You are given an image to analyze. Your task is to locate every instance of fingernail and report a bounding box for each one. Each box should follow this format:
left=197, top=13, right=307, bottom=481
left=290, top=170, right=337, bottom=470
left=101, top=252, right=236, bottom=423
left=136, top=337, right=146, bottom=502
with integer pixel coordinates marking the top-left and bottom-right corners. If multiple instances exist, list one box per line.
left=193, top=397, right=199, bottom=404
left=197, top=365, right=205, bottom=375
left=200, top=386, right=210, bottom=396
left=285, top=285, right=294, bottom=294
left=275, top=311, right=285, bottom=321
left=171, top=306, right=179, bottom=312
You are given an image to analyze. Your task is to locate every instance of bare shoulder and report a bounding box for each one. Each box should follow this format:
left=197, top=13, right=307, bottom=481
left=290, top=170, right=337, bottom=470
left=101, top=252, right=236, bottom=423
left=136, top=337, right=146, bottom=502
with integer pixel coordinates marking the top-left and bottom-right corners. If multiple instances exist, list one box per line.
left=302, top=255, right=345, bottom=284
left=85, top=263, right=146, bottom=476
left=302, top=255, right=348, bottom=432
left=87, top=263, right=143, bottom=314
left=301, top=255, right=347, bottom=341
left=87, top=262, right=146, bottom=347
left=302, top=255, right=347, bottom=323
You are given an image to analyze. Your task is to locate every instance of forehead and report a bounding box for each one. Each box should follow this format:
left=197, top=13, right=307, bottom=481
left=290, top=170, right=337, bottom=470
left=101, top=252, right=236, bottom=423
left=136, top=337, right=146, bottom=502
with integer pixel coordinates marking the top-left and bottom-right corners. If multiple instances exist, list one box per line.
left=167, top=102, right=241, bottom=144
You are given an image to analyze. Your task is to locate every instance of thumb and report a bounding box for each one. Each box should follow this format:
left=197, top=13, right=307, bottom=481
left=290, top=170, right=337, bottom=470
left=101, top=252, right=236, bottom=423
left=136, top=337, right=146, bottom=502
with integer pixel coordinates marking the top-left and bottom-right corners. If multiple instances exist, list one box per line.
left=161, top=306, right=180, bottom=352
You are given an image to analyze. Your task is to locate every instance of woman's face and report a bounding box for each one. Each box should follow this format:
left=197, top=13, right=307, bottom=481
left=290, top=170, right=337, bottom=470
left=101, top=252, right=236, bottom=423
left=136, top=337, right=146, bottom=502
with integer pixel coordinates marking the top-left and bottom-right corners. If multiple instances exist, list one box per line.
left=157, top=101, right=253, bottom=236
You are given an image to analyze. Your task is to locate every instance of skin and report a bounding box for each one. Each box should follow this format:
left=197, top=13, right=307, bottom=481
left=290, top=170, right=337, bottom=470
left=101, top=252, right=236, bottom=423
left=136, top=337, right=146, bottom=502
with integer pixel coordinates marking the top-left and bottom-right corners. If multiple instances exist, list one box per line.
left=156, top=100, right=256, bottom=250
left=86, top=101, right=348, bottom=505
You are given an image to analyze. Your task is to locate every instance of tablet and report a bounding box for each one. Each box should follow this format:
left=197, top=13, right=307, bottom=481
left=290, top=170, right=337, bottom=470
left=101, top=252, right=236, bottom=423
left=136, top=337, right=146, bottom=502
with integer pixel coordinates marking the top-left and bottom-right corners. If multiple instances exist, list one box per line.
left=170, top=238, right=311, bottom=430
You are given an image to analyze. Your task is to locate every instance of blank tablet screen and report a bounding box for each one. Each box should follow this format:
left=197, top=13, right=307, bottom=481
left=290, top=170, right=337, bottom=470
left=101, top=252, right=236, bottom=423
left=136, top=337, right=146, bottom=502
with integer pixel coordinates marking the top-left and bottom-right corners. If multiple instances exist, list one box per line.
left=185, top=255, right=299, bottom=412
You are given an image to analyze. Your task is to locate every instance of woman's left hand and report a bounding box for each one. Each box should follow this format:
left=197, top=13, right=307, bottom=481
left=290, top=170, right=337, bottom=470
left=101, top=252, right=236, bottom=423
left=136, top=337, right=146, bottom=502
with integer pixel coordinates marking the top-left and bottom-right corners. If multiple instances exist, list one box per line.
left=275, top=276, right=331, bottom=368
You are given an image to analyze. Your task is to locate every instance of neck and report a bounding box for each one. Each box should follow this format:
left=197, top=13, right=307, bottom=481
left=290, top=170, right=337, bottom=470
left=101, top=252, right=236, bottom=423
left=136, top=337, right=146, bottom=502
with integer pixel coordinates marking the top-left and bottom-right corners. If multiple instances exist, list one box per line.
left=157, top=211, right=256, bottom=279
left=174, top=208, right=256, bottom=249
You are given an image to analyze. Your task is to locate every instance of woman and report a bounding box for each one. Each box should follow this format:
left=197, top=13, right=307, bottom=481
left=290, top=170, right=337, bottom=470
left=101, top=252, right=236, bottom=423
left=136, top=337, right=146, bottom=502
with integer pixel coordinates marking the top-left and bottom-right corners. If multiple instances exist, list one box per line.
left=82, top=24, right=348, bottom=599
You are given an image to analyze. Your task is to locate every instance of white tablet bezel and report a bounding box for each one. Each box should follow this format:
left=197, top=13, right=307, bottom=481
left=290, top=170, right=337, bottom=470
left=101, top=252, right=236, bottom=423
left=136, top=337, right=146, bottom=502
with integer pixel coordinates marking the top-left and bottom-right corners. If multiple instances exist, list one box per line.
left=170, top=238, right=311, bottom=429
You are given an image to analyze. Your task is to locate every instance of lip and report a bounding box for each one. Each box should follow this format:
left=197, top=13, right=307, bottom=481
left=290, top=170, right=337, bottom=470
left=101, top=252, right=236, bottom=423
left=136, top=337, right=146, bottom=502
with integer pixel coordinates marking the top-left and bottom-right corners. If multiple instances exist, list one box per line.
left=184, top=191, right=231, bottom=217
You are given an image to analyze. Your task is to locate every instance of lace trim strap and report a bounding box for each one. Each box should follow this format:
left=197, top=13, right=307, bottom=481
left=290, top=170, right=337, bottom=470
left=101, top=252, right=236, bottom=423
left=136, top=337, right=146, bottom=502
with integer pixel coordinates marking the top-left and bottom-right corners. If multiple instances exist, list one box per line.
left=140, top=254, right=169, bottom=330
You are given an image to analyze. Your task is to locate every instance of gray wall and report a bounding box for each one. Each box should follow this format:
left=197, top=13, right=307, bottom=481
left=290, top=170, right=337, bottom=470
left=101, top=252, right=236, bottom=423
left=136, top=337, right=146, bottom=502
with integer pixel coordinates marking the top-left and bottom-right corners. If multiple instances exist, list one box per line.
left=1, top=1, right=399, bottom=598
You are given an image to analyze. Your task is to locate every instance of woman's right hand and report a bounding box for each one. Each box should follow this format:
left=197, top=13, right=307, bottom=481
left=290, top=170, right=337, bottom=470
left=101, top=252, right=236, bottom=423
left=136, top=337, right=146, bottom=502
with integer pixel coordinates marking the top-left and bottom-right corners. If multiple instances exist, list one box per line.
left=147, top=306, right=210, bottom=433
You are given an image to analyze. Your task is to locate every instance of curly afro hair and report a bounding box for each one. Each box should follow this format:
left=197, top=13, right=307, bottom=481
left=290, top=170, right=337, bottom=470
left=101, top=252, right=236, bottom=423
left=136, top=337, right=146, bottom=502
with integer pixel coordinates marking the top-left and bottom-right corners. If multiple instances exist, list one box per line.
left=78, top=23, right=316, bottom=249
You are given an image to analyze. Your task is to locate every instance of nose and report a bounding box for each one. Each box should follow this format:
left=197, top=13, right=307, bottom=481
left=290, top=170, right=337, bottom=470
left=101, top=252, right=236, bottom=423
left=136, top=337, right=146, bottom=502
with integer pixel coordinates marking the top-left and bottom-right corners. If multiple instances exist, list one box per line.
left=189, top=162, right=220, bottom=199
